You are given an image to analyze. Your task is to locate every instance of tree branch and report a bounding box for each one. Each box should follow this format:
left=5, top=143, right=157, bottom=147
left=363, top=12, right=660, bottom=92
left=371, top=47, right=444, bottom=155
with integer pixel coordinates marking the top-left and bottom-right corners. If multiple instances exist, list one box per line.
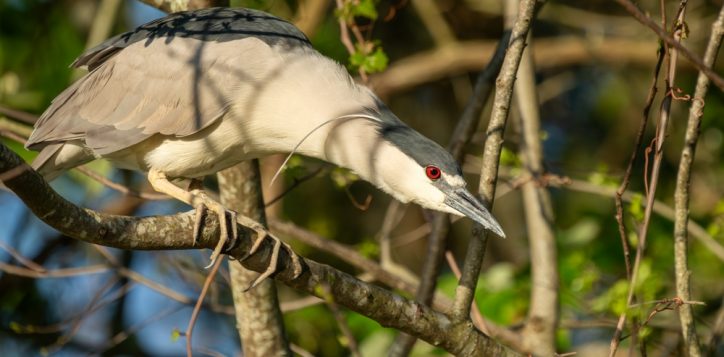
left=614, top=0, right=724, bottom=92
left=369, top=36, right=668, bottom=98
left=451, top=0, right=541, bottom=322
left=389, top=19, right=513, bottom=356
left=512, top=7, right=558, bottom=354
left=219, top=161, right=291, bottom=356
left=610, top=2, right=689, bottom=355
left=0, top=143, right=519, bottom=356
left=673, top=4, right=724, bottom=357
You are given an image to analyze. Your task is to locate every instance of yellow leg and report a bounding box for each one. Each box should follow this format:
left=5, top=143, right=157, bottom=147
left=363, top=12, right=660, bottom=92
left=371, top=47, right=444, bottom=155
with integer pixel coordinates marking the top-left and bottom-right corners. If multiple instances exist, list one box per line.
left=147, top=169, right=303, bottom=283
left=147, top=169, right=235, bottom=268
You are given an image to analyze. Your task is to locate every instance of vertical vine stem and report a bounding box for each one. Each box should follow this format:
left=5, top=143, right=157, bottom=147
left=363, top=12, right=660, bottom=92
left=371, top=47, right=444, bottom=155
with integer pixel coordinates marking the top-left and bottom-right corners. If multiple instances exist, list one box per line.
left=673, top=4, right=724, bottom=357
left=609, top=1, right=688, bottom=355
left=450, top=0, right=542, bottom=322
left=613, top=43, right=665, bottom=283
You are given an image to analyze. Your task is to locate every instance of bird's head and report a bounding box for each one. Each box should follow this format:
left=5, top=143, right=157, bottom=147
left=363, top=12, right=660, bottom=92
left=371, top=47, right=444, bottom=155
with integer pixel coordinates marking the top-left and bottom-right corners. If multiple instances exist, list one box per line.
left=370, top=123, right=506, bottom=238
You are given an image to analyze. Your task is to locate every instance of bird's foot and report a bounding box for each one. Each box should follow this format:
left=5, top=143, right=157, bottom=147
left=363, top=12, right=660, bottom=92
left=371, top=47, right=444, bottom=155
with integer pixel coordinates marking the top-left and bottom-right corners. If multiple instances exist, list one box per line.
left=240, top=224, right=303, bottom=291
left=189, top=190, right=238, bottom=269
left=146, top=170, right=238, bottom=268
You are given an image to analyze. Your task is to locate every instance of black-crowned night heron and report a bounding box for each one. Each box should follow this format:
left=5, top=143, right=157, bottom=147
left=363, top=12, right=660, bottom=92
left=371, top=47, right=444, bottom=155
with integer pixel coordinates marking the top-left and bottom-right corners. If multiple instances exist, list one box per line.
left=25, top=7, right=504, bottom=284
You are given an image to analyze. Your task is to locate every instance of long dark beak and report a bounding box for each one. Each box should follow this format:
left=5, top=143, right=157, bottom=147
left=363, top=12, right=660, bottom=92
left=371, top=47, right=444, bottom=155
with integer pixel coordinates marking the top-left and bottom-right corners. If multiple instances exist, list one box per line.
left=444, top=188, right=506, bottom=238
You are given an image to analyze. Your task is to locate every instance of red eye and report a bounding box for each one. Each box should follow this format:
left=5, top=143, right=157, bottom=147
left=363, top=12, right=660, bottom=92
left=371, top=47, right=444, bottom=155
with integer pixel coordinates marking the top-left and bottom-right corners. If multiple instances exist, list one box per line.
left=425, top=165, right=441, bottom=180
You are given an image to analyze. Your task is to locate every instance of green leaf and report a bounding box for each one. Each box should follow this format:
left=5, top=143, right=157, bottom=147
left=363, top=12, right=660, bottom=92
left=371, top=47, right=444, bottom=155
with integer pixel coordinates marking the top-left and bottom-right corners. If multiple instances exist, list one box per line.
left=349, top=45, right=389, bottom=74
left=335, top=0, right=379, bottom=22
left=363, top=47, right=388, bottom=73
left=352, top=0, right=378, bottom=20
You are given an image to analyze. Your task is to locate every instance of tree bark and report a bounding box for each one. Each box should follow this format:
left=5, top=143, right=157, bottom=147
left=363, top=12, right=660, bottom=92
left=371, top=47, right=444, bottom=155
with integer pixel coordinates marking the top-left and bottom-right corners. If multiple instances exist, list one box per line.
left=219, top=161, right=291, bottom=357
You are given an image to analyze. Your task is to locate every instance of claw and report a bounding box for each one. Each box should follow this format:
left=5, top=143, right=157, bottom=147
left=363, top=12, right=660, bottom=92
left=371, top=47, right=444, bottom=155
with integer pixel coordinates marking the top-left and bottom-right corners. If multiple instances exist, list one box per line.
left=245, top=237, right=281, bottom=291
left=146, top=170, right=237, bottom=269
left=206, top=206, right=237, bottom=269
left=192, top=205, right=207, bottom=246
left=242, top=228, right=304, bottom=291
left=224, top=210, right=239, bottom=253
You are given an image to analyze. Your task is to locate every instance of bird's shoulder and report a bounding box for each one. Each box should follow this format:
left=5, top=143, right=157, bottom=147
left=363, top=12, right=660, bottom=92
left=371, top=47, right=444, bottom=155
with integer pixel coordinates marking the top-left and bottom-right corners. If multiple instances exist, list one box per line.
left=74, top=7, right=311, bottom=71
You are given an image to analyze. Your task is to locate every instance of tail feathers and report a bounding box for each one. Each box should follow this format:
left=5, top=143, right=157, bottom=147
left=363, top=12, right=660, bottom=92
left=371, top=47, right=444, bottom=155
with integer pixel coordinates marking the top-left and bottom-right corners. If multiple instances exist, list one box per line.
left=31, top=143, right=66, bottom=181
left=32, top=142, right=94, bottom=182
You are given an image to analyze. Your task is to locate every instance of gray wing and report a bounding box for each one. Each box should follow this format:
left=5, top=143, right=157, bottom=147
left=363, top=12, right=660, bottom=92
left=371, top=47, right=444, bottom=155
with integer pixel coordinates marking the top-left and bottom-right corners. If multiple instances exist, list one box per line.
left=74, top=7, right=310, bottom=71
left=27, top=7, right=311, bottom=155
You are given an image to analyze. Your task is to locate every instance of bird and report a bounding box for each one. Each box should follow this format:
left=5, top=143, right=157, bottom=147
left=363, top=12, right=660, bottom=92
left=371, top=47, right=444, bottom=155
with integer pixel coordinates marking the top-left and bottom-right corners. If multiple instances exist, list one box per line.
left=25, top=7, right=505, bottom=286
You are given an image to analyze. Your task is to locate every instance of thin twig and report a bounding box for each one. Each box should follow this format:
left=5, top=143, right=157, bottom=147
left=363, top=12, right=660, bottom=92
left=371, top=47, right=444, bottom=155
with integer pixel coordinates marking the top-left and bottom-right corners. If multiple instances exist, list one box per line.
left=269, top=219, right=447, bottom=310
left=290, top=344, right=316, bottom=357
left=94, top=246, right=235, bottom=315
left=264, top=167, right=324, bottom=207
left=11, top=281, right=130, bottom=335
left=186, top=256, right=224, bottom=357
left=0, top=261, right=109, bottom=278
left=334, top=0, right=367, bottom=82
left=0, top=105, right=38, bottom=125
left=0, top=240, right=47, bottom=272
left=45, top=278, right=130, bottom=354
left=76, top=166, right=169, bottom=200
left=614, top=41, right=665, bottom=282
left=614, top=0, right=724, bottom=91
left=101, top=305, right=184, bottom=352
left=610, top=2, right=689, bottom=355
left=327, top=301, right=361, bottom=357
left=0, top=129, right=30, bottom=146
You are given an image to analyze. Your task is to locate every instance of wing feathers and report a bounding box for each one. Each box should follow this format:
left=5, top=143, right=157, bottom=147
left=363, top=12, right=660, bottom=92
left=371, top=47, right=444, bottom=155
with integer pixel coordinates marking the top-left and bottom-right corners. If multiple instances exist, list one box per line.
left=28, top=7, right=303, bottom=156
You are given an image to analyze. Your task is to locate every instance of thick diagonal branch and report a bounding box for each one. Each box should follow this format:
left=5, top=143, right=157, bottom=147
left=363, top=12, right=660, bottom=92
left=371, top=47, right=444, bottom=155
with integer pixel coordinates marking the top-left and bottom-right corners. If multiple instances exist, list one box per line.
left=0, top=143, right=518, bottom=356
